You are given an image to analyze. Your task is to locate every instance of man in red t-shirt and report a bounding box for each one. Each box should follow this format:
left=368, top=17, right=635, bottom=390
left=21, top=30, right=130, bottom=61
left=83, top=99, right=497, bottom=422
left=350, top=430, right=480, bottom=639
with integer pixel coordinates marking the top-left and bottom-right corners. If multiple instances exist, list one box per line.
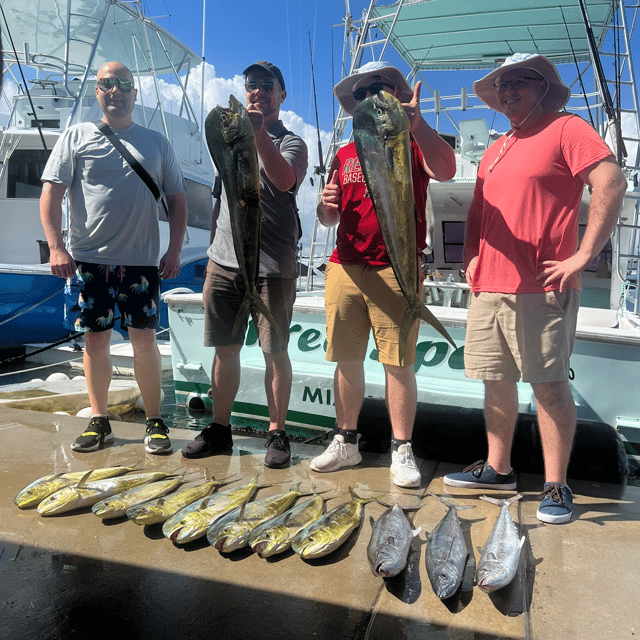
left=443, top=54, right=627, bottom=524
left=309, top=61, right=456, bottom=488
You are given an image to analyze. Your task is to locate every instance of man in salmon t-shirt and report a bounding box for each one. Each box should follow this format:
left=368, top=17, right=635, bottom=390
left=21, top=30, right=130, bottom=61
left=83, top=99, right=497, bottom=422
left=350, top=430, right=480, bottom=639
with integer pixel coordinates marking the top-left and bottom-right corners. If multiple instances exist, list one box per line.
left=443, top=54, right=627, bottom=524
left=309, top=61, right=456, bottom=488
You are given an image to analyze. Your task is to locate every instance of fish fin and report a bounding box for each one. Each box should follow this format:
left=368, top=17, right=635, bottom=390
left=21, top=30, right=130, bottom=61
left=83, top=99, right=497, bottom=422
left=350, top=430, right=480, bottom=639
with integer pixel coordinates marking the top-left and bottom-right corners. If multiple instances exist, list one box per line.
left=77, top=469, right=95, bottom=488
left=385, top=144, right=395, bottom=172
left=372, top=496, right=393, bottom=509
left=369, top=516, right=375, bottom=528
left=518, top=536, right=526, bottom=549
left=412, top=527, right=422, bottom=537
left=479, top=495, right=503, bottom=506
left=250, top=291, right=283, bottom=341
left=418, top=304, right=456, bottom=348
left=508, top=493, right=524, bottom=505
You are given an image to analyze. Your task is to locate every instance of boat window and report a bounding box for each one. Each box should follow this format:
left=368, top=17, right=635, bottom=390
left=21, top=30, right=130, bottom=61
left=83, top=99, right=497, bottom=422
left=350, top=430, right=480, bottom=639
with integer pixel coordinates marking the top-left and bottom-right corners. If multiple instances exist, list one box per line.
left=442, top=221, right=465, bottom=263
left=7, top=149, right=51, bottom=199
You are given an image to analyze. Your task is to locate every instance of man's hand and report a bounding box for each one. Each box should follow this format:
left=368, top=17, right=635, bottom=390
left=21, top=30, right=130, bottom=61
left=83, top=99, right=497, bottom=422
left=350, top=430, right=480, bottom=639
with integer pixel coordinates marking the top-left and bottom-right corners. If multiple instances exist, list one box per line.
left=321, top=170, right=341, bottom=212
left=464, top=256, right=479, bottom=286
left=49, top=246, right=76, bottom=279
left=246, top=103, right=265, bottom=134
left=158, top=250, right=181, bottom=280
left=537, top=254, right=589, bottom=291
left=402, top=81, right=424, bottom=133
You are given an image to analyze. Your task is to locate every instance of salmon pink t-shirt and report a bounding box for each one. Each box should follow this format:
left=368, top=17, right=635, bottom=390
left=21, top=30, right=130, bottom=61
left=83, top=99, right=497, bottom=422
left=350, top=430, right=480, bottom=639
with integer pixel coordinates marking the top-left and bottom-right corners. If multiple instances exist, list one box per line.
left=328, top=140, right=430, bottom=266
left=470, top=113, right=614, bottom=293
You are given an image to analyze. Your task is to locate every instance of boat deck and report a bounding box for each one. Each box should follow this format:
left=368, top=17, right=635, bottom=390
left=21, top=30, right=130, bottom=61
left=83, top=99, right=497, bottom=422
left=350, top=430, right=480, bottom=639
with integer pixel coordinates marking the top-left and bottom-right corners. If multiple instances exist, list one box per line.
left=1, top=406, right=637, bottom=640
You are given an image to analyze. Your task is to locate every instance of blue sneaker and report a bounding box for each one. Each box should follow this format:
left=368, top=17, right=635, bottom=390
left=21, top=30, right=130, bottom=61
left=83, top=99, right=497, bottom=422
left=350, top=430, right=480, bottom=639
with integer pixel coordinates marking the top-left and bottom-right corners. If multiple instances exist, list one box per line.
left=443, top=460, right=517, bottom=490
left=536, top=482, right=573, bottom=524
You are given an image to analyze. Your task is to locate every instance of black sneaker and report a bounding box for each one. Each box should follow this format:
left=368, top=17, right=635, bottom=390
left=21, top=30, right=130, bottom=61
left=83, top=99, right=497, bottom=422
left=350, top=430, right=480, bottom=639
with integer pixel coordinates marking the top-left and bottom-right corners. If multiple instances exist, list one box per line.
left=144, top=418, right=173, bottom=455
left=264, top=430, right=291, bottom=469
left=181, top=422, right=233, bottom=459
left=71, top=417, right=114, bottom=452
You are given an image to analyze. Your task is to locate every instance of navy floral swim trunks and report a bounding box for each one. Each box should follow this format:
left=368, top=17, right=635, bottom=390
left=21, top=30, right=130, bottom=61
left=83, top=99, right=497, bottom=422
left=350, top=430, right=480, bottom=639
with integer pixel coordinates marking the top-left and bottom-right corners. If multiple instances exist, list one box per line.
left=65, top=262, right=161, bottom=333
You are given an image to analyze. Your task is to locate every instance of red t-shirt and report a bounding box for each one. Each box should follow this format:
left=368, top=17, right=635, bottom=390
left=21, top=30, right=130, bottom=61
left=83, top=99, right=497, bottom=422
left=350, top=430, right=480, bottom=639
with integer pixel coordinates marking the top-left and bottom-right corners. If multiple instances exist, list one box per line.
left=471, top=113, right=614, bottom=293
left=328, top=140, right=430, bottom=266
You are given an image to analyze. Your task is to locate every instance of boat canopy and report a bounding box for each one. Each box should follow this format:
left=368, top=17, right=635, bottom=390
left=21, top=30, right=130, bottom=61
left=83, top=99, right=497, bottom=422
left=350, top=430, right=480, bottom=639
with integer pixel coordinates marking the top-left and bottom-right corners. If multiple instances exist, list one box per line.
left=0, top=0, right=200, bottom=78
left=368, top=0, right=614, bottom=71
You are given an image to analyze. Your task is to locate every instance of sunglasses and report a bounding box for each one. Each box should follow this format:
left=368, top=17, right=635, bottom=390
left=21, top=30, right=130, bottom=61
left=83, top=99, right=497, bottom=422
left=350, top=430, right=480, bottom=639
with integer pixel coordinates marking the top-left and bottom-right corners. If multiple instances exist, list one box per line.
left=97, top=77, right=133, bottom=93
left=245, top=79, right=280, bottom=93
left=352, top=81, right=395, bottom=101
left=493, top=76, right=544, bottom=93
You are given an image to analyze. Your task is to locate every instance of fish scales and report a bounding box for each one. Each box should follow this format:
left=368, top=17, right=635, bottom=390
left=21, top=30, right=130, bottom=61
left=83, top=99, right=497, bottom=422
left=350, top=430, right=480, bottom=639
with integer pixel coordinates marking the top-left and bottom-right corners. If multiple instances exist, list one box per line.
left=207, top=482, right=308, bottom=553
left=204, top=95, right=280, bottom=341
left=249, top=495, right=328, bottom=558
left=92, top=476, right=185, bottom=519
left=36, top=470, right=175, bottom=516
left=127, top=476, right=225, bottom=526
left=14, top=464, right=137, bottom=509
left=425, top=494, right=474, bottom=599
left=291, top=488, right=375, bottom=560
left=163, top=475, right=261, bottom=544
left=367, top=503, right=421, bottom=578
left=352, top=92, right=455, bottom=361
left=476, top=494, right=525, bottom=592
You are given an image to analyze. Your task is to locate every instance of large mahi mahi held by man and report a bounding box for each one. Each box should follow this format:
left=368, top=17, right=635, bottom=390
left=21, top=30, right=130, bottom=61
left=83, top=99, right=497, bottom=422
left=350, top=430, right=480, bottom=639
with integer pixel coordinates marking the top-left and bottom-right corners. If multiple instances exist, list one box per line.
left=353, top=92, right=455, bottom=360
left=205, top=95, right=281, bottom=341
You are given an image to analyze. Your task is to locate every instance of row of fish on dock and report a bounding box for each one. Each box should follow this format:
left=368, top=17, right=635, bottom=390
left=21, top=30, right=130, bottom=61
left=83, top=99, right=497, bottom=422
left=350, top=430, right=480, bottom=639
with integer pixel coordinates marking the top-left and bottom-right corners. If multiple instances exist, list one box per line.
left=14, top=463, right=525, bottom=597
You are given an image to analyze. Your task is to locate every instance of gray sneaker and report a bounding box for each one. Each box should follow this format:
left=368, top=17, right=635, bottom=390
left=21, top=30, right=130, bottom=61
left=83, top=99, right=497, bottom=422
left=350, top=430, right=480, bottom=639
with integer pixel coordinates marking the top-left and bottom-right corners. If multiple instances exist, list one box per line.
left=310, top=433, right=362, bottom=472
left=390, top=443, right=421, bottom=488
left=144, top=418, right=173, bottom=455
left=443, top=460, right=517, bottom=490
left=536, top=482, right=573, bottom=524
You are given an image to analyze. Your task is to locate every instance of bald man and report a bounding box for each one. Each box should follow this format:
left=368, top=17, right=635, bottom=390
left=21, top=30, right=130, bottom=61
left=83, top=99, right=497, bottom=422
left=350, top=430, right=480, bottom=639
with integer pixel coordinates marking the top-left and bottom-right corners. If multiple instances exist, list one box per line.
left=40, top=61, right=188, bottom=455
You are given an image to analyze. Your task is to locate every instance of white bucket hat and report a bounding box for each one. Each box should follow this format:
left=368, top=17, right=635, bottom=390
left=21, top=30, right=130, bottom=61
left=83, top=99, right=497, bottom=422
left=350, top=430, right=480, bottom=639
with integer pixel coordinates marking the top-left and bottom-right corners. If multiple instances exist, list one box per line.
left=334, top=61, right=414, bottom=115
left=473, top=53, right=570, bottom=113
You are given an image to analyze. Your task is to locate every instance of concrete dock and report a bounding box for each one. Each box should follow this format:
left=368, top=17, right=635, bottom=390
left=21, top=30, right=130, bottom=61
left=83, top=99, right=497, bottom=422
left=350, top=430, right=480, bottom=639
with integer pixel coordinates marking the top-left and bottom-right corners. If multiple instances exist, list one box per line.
left=1, top=406, right=638, bottom=640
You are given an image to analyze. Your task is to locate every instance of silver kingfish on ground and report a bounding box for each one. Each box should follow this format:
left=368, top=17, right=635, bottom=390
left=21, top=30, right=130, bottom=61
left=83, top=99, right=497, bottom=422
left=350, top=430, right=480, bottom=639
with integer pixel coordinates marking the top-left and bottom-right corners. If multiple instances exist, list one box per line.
left=204, top=94, right=281, bottom=341
left=163, top=475, right=262, bottom=545
left=352, top=92, right=455, bottom=362
left=292, top=488, right=377, bottom=560
left=476, top=494, right=525, bottom=592
left=248, top=493, right=330, bottom=558
left=367, top=503, right=421, bottom=578
left=127, top=472, right=230, bottom=526
left=425, top=493, right=475, bottom=599
left=36, top=469, right=177, bottom=516
left=14, top=463, right=139, bottom=509
left=92, top=476, right=185, bottom=520
left=207, top=482, right=310, bottom=553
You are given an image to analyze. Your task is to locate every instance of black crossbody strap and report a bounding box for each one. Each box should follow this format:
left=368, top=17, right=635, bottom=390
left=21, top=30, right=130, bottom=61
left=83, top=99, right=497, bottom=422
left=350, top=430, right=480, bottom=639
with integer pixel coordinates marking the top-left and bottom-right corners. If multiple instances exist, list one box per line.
left=95, top=122, right=169, bottom=215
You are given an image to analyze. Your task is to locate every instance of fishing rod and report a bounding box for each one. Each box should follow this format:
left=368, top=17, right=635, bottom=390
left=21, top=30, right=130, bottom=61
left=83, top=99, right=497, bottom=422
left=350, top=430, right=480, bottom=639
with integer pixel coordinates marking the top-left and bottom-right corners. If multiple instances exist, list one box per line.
left=578, top=0, right=625, bottom=164
left=308, top=31, right=326, bottom=188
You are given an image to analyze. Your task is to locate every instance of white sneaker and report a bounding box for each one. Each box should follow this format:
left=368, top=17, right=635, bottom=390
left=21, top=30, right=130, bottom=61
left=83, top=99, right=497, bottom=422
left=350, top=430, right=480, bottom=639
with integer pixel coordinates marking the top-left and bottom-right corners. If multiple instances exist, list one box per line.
left=310, top=433, right=362, bottom=472
left=390, top=443, right=421, bottom=488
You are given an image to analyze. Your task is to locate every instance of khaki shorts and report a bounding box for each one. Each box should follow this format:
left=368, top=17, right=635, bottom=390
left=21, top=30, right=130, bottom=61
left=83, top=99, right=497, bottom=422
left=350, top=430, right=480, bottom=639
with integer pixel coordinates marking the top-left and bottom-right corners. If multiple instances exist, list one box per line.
left=464, top=290, right=579, bottom=383
left=324, top=262, right=420, bottom=366
left=203, top=260, right=295, bottom=353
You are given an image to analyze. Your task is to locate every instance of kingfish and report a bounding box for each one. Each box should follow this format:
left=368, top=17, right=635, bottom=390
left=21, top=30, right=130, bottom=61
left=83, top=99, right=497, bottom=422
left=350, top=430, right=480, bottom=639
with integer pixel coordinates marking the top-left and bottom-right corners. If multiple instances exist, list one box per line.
left=92, top=476, right=185, bottom=520
left=352, top=92, right=455, bottom=361
left=367, top=503, right=421, bottom=578
left=14, top=464, right=138, bottom=509
left=248, top=494, right=330, bottom=558
left=207, top=482, right=310, bottom=553
left=425, top=493, right=474, bottom=599
left=291, top=488, right=376, bottom=560
left=127, top=472, right=229, bottom=526
left=36, top=469, right=175, bottom=516
left=205, top=95, right=281, bottom=341
left=163, top=475, right=261, bottom=545
left=476, top=494, right=525, bottom=592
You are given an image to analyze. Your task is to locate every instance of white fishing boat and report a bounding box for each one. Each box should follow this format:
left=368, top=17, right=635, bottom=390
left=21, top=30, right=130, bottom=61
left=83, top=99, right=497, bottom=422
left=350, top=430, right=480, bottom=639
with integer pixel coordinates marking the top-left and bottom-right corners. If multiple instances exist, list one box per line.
left=0, top=0, right=214, bottom=350
left=167, top=0, right=640, bottom=479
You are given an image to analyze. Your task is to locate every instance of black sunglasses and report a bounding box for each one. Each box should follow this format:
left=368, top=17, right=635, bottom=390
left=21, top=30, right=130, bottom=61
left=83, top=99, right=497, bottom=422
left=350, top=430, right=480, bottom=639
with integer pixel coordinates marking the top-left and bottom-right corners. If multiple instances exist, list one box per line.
left=245, top=79, right=279, bottom=93
left=97, top=77, right=133, bottom=93
left=352, top=81, right=395, bottom=101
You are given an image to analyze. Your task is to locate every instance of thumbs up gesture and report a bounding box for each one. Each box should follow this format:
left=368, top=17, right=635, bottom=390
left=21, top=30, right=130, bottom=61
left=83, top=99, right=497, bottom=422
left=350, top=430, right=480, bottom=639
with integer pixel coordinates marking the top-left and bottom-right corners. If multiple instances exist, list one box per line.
left=321, top=169, right=341, bottom=212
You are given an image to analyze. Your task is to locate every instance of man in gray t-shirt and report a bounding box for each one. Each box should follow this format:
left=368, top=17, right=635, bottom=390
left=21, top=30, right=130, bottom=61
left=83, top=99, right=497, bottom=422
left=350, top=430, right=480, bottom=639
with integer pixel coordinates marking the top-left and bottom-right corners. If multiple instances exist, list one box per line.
left=182, top=61, right=308, bottom=468
left=40, top=61, right=188, bottom=456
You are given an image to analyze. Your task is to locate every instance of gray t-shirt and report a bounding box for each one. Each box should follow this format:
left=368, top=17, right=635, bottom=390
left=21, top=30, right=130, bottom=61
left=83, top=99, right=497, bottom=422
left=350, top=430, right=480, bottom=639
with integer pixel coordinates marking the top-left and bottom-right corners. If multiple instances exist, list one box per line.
left=207, top=120, right=308, bottom=279
left=41, top=122, right=186, bottom=266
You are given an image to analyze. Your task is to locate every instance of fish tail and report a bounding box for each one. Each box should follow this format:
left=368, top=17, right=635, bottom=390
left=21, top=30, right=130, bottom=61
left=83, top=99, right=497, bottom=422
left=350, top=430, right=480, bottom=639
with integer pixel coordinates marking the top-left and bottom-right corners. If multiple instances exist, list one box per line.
left=250, top=289, right=284, bottom=341
left=418, top=304, right=456, bottom=348
left=231, top=294, right=253, bottom=342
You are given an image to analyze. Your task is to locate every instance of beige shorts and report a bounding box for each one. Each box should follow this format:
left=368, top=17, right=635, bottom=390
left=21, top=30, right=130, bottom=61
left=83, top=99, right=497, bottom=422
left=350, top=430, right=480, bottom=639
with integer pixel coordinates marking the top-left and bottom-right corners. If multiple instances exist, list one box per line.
left=464, top=290, right=579, bottom=383
left=324, top=262, right=420, bottom=366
